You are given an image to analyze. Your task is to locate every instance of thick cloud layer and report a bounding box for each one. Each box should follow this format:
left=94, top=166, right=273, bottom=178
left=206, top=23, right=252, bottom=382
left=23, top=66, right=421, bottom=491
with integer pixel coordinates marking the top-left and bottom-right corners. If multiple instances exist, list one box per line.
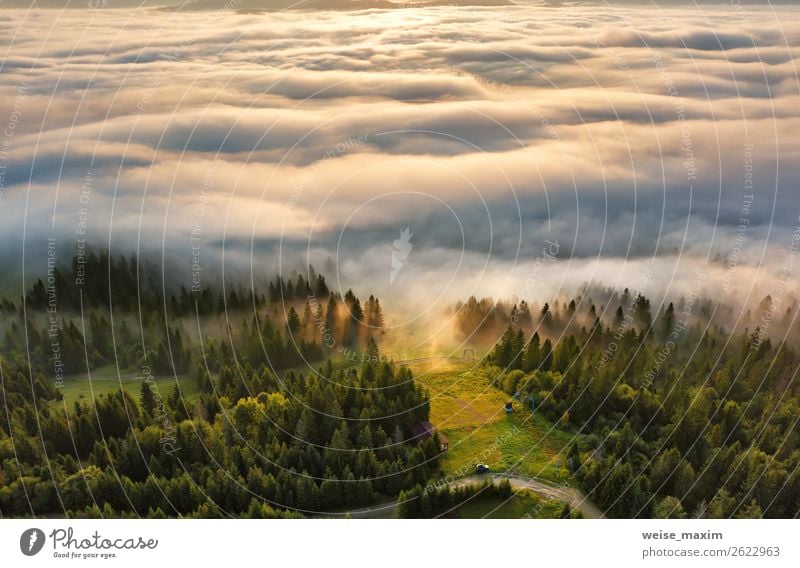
left=0, top=3, right=798, bottom=314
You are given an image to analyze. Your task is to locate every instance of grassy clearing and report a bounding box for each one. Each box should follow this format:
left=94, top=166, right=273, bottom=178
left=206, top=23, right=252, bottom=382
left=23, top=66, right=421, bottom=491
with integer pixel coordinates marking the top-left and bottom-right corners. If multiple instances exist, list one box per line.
left=455, top=489, right=566, bottom=519
left=54, top=368, right=198, bottom=407
left=407, top=360, right=576, bottom=484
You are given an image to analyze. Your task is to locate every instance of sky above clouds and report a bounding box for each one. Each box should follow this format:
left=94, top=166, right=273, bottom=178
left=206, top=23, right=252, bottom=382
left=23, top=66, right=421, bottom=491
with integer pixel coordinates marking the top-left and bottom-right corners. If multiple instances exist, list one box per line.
left=0, top=2, right=798, bottom=314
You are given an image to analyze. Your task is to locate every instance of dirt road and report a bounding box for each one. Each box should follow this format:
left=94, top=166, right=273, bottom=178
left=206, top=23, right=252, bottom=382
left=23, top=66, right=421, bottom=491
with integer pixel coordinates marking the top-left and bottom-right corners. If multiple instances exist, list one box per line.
left=341, top=473, right=604, bottom=519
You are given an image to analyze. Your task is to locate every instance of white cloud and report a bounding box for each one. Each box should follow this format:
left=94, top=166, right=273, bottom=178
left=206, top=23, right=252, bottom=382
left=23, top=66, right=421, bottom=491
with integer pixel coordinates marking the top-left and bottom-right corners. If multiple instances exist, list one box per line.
left=0, top=3, right=798, bottom=310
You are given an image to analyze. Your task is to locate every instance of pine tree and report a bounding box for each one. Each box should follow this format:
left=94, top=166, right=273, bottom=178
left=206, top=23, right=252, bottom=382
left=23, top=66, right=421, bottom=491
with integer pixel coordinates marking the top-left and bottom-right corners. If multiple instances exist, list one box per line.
left=523, top=332, right=541, bottom=371
left=315, top=275, right=329, bottom=297
left=511, top=329, right=525, bottom=369
left=295, top=274, right=307, bottom=298
left=139, top=381, right=155, bottom=416
left=541, top=338, right=553, bottom=371
left=634, top=294, right=652, bottom=332
left=653, top=496, right=687, bottom=519
left=301, top=301, right=314, bottom=342
left=366, top=337, right=380, bottom=362
left=540, top=302, right=551, bottom=324
left=518, top=300, right=532, bottom=328
left=286, top=307, right=301, bottom=335
left=661, top=302, right=675, bottom=339
left=325, top=295, right=338, bottom=344
left=490, top=326, right=515, bottom=368
left=373, top=298, right=385, bottom=330
left=347, top=297, right=364, bottom=346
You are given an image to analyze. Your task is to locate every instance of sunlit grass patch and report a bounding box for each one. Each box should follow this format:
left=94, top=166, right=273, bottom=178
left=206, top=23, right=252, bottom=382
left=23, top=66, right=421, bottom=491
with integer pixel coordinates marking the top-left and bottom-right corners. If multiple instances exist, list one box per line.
left=54, top=370, right=197, bottom=407
left=409, top=360, right=576, bottom=484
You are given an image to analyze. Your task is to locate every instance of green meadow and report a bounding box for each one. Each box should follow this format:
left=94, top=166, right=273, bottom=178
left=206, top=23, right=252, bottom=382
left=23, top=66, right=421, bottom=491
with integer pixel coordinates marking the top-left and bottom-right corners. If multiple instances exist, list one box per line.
left=54, top=365, right=198, bottom=408
left=407, top=360, right=576, bottom=485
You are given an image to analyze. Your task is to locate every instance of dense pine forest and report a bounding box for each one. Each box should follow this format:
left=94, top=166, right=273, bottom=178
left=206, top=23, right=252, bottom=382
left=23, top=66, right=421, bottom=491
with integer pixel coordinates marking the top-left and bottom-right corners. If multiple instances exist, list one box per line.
left=475, top=292, right=800, bottom=518
left=9, top=250, right=387, bottom=376
left=0, top=353, right=437, bottom=517
left=0, top=251, right=439, bottom=518
left=1, top=251, right=798, bottom=518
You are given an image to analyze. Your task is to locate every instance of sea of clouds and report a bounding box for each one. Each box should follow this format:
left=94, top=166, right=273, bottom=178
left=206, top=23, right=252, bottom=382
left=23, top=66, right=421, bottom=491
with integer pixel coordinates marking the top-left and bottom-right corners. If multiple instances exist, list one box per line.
left=0, top=2, right=798, bottom=320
